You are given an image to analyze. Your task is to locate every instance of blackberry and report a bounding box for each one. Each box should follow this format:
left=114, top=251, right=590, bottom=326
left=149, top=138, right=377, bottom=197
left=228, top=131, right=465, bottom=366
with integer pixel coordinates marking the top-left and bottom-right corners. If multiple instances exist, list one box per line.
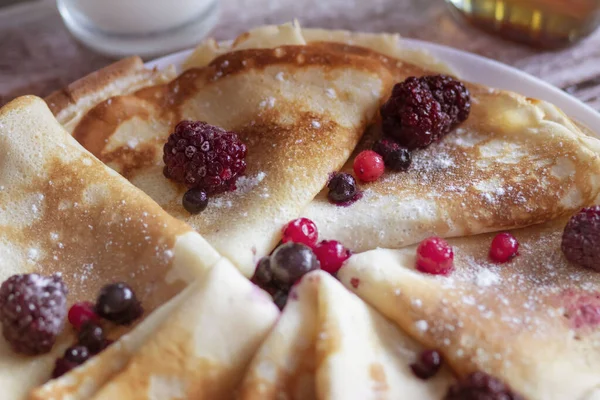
left=562, top=206, right=600, bottom=271
left=444, top=372, right=523, bottom=400
left=380, top=75, right=470, bottom=149
left=0, top=273, right=67, bottom=355
left=163, top=120, right=247, bottom=194
left=270, top=243, right=320, bottom=288
left=182, top=188, right=209, bottom=214
left=372, top=138, right=412, bottom=171
left=327, top=173, right=357, bottom=204
left=95, top=283, right=143, bottom=325
left=424, top=75, right=471, bottom=124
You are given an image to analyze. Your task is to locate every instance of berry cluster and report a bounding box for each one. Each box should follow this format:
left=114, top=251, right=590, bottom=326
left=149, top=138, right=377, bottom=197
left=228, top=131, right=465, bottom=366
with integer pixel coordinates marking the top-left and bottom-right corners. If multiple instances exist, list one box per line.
left=53, top=282, right=143, bottom=379
left=329, top=74, right=471, bottom=204
left=252, top=218, right=351, bottom=309
left=163, top=120, right=248, bottom=215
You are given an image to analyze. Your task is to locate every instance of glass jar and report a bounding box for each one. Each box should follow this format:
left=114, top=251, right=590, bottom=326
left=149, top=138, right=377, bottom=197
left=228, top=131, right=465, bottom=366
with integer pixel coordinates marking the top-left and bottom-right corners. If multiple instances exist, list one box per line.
left=446, top=0, right=600, bottom=48
left=57, top=0, right=220, bottom=58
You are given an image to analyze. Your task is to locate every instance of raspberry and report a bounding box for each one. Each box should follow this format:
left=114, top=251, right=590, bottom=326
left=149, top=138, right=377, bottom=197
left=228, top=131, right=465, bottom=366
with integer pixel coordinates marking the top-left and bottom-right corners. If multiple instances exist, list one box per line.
left=96, top=283, right=143, bottom=325
left=182, top=188, right=209, bottom=214
left=562, top=206, right=600, bottom=271
left=372, top=138, right=412, bottom=171
left=68, top=302, right=99, bottom=331
left=353, top=150, right=385, bottom=182
left=444, top=372, right=523, bottom=400
left=313, top=240, right=351, bottom=275
left=423, top=75, right=471, bottom=124
left=416, top=237, right=454, bottom=275
left=489, top=232, right=519, bottom=263
left=381, top=75, right=470, bottom=149
left=163, top=120, right=247, bottom=195
left=411, top=350, right=443, bottom=380
left=282, top=218, right=319, bottom=247
left=270, top=243, right=320, bottom=288
left=0, top=273, right=67, bottom=355
left=327, top=173, right=358, bottom=204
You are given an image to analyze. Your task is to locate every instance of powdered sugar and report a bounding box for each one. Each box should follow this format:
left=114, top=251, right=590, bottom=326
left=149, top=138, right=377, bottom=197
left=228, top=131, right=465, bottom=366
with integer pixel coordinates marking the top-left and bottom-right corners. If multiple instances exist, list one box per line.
left=475, top=268, right=501, bottom=287
left=235, top=172, right=267, bottom=194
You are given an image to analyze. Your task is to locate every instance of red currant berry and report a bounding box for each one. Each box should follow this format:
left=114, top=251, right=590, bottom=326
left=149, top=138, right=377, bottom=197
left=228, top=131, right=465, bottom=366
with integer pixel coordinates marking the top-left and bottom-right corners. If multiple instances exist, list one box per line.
left=68, top=302, right=100, bottom=331
left=416, top=237, right=454, bottom=275
left=353, top=150, right=385, bottom=182
left=489, top=232, right=519, bottom=263
left=282, top=218, right=319, bottom=247
left=313, top=240, right=351, bottom=274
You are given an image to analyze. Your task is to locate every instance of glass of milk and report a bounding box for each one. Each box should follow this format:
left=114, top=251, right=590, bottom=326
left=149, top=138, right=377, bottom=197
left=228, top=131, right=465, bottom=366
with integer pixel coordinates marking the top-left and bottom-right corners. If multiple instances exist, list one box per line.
left=57, top=0, right=220, bottom=58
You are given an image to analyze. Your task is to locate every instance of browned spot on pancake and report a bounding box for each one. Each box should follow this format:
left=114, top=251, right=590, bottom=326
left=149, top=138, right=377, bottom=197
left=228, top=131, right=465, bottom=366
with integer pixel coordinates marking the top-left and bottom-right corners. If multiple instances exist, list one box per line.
left=102, top=141, right=160, bottom=180
left=369, top=363, right=389, bottom=393
left=74, top=96, right=152, bottom=156
left=1, top=151, right=192, bottom=343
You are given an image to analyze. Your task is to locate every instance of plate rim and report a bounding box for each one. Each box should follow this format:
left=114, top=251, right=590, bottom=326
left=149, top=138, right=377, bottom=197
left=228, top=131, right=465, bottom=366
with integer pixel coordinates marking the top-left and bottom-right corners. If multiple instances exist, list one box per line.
left=145, top=38, right=600, bottom=133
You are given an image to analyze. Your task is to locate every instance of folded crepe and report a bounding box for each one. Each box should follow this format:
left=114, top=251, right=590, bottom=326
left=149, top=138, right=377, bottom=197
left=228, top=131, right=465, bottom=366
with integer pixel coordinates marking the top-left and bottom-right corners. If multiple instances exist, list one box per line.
left=339, top=217, right=600, bottom=400
left=302, top=87, right=600, bottom=252
left=239, top=271, right=455, bottom=399
left=52, top=37, right=408, bottom=277
left=71, top=258, right=279, bottom=400
left=0, top=96, right=221, bottom=399
left=32, top=258, right=279, bottom=400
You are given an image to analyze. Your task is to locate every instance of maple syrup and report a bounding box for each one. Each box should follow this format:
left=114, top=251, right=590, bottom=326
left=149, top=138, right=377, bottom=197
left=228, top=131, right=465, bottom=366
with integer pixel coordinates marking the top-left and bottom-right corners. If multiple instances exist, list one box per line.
left=447, top=0, right=600, bottom=48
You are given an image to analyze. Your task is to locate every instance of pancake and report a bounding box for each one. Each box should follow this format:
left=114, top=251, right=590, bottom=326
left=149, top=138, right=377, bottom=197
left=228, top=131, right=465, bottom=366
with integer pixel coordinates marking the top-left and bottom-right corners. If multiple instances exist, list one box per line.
left=82, top=258, right=278, bottom=400
left=46, top=57, right=176, bottom=133
left=339, top=217, right=600, bottom=400
left=59, top=42, right=405, bottom=277
left=302, top=89, right=600, bottom=252
left=0, top=96, right=220, bottom=399
left=182, top=21, right=453, bottom=75
left=239, top=271, right=455, bottom=399
left=30, top=284, right=192, bottom=400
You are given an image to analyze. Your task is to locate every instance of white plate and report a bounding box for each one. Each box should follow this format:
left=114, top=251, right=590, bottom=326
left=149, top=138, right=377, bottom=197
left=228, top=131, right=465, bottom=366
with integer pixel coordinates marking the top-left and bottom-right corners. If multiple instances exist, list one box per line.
left=145, top=39, right=600, bottom=132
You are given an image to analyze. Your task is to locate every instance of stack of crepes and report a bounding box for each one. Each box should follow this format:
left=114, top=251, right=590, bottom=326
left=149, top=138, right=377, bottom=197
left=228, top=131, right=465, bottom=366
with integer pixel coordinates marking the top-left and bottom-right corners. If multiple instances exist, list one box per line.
left=0, top=21, right=599, bottom=399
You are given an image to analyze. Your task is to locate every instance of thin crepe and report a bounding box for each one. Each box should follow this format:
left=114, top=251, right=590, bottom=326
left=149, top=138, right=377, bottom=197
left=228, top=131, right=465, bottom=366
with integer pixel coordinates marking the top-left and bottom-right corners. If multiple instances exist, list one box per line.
left=239, top=271, right=454, bottom=399
left=88, top=258, right=278, bottom=400
left=303, top=89, right=600, bottom=252
left=340, top=218, right=600, bottom=400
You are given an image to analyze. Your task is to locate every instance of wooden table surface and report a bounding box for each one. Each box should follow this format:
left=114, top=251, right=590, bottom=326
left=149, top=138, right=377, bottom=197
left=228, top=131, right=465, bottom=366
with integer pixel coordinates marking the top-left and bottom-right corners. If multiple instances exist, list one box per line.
left=1, top=0, right=600, bottom=110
